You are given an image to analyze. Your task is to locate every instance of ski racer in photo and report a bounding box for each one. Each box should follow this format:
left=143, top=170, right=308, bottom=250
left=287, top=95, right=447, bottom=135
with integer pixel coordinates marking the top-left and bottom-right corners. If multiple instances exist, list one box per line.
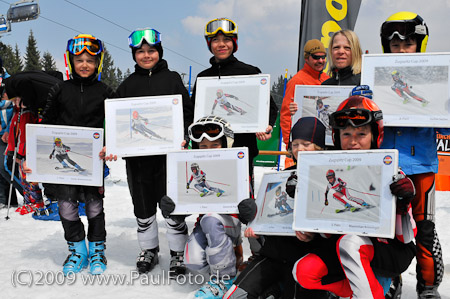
left=131, top=110, right=165, bottom=140
left=50, top=137, right=85, bottom=172
left=293, top=95, right=417, bottom=299
left=390, top=70, right=428, bottom=105
left=186, top=162, right=225, bottom=197
left=160, top=115, right=257, bottom=299
left=273, top=186, right=293, bottom=214
left=324, top=169, right=370, bottom=212
left=211, top=89, right=246, bottom=116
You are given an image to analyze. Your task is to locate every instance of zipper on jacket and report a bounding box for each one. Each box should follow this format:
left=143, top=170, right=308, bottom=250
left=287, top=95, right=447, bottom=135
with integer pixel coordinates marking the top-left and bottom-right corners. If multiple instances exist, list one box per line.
left=80, top=82, right=84, bottom=93
left=218, top=65, right=221, bottom=79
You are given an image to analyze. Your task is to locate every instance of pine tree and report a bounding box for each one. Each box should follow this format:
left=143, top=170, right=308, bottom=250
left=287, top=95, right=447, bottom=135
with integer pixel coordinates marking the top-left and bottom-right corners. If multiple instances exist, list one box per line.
left=41, top=51, right=57, bottom=71
left=24, top=30, right=42, bottom=71
left=0, top=41, right=15, bottom=74
left=116, top=68, right=123, bottom=86
left=10, top=44, right=24, bottom=74
left=124, top=68, right=131, bottom=79
left=270, top=74, right=293, bottom=109
left=101, top=47, right=118, bottom=89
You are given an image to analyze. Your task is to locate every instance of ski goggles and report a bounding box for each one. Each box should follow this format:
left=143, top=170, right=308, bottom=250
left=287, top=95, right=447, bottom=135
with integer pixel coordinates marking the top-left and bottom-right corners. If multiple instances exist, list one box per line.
left=67, top=36, right=103, bottom=56
left=188, top=122, right=225, bottom=143
left=380, top=20, right=427, bottom=41
left=205, top=18, right=237, bottom=37
left=330, top=108, right=383, bottom=129
left=128, top=28, right=161, bottom=48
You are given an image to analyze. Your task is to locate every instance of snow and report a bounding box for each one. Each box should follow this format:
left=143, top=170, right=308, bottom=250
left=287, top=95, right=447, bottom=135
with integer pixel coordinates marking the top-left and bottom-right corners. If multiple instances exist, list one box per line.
left=1, top=159, right=450, bottom=298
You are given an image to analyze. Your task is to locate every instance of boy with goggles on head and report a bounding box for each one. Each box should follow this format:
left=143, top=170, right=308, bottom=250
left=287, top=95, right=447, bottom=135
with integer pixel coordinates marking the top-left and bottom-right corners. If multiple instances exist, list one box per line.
left=379, top=11, right=450, bottom=298
left=160, top=115, right=257, bottom=299
left=113, top=27, right=193, bottom=278
left=26, top=33, right=116, bottom=276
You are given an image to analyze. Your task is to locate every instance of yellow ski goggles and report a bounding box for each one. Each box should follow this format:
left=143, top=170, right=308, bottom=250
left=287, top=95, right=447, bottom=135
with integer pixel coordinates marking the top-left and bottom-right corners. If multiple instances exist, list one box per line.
left=205, top=18, right=237, bottom=37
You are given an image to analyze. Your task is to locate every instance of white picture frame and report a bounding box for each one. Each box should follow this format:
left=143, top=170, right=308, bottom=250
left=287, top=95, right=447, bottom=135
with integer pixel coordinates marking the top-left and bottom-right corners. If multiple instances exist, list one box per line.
left=194, top=74, right=270, bottom=133
left=361, top=52, right=450, bottom=127
left=26, top=124, right=104, bottom=186
left=105, top=95, right=184, bottom=157
left=249, top=170, right=296, bottom=236
left=293, top=150, right=398, bottom=238
left=293, top=85, right=354, bottom=146
left=167, top=147, right=249, bottom=214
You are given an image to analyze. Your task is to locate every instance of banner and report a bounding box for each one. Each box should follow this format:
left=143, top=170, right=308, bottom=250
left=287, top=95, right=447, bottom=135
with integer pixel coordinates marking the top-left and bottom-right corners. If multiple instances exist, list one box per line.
left=436, top=130, right=450, bottom=191
left=298, top=0, right=362, bottom=72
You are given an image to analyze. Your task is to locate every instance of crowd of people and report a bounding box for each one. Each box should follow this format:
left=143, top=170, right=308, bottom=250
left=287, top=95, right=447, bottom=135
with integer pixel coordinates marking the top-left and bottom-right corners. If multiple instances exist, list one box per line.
left=0, top=11, right=447, bottom=299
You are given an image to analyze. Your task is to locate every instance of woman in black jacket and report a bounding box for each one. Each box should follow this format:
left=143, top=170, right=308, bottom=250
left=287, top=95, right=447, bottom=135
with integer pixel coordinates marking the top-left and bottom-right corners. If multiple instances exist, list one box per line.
left=322, top=29, right=362, bottom=86
left=116, top=28, right=194, bottom=277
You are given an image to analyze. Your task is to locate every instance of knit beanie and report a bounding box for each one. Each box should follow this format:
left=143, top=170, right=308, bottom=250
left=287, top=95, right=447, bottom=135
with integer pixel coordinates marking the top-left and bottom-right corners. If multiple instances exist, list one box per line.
left=303, top=39, right=326, bottom=59
left=291, top=117, right=326, bottom=149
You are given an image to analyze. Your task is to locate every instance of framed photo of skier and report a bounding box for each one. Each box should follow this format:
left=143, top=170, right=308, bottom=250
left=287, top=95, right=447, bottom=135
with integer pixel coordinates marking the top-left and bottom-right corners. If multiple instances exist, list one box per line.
left=361, top=52, right=450, bottom=127
left=105, top=95, right=185, bottom=157
left=249, top=170, right=296, bottom=236
left=166, top=147, right=249, bottom=214
left=293, top=86, right=354, bottom=146
left=292, top=150, right=399, bottom=238
left=194, top=74, right=271, bottom=133
left=25, top=124, right=104, bottom=186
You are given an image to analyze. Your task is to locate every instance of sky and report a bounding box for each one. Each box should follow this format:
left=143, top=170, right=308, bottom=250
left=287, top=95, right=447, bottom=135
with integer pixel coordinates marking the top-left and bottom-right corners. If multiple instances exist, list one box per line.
left=0, top=0, right=450, bottom=86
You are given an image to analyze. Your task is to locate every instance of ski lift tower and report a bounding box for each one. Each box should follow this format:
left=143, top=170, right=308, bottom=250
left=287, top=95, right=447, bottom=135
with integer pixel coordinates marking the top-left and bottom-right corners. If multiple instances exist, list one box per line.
left=0, top=15, right=11, bottom=34
left=7, top=0, right=40, bottom=23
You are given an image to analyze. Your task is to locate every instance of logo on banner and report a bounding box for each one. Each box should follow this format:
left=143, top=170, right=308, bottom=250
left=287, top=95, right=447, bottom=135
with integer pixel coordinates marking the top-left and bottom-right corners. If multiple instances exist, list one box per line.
left=237, top=151, right=245, bottom=159
left=93, top=132, right=100, bottom=139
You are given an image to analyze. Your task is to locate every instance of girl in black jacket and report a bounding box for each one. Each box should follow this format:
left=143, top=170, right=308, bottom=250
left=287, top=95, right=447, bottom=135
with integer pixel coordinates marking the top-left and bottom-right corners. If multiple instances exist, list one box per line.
left=116, top=28, right=194, bottom=276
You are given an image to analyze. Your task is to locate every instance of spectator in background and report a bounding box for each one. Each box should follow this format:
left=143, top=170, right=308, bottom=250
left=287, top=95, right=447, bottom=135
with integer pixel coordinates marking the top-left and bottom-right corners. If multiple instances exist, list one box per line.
left=280, top=39, right=329, bottom=167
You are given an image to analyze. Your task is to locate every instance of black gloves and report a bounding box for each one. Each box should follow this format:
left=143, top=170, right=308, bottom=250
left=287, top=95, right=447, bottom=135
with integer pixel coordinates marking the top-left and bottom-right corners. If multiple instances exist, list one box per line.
left=390, top=173, right=415, bottom=212
left=160, top=195, right=176, bottom=218
left=285, top=172, right=297, bottom=198
left=238, top=198, right=257, bottom=225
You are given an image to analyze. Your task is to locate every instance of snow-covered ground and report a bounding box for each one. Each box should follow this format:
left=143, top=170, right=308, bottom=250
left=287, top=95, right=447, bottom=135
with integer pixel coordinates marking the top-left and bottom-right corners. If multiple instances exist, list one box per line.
left=1, top=159, right=449, bottom=298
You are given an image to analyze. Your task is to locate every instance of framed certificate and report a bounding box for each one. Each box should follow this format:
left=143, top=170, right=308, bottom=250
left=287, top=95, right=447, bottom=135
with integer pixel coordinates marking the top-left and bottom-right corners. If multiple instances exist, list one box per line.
left=194, top=74, right=270, bottom=133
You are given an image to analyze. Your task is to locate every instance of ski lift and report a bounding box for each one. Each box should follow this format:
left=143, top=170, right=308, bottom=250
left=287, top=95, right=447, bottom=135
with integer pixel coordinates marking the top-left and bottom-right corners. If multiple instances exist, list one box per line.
left=0, top=15, right=11, bottom=33
left=7, top=0, right=40, bottom=23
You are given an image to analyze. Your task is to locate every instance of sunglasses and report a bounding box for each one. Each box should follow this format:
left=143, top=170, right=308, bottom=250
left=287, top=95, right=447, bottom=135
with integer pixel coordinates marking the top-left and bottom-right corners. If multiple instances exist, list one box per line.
left=330, top=108, right=383, bottom=129
left=310, top=54, right=326, bottom=60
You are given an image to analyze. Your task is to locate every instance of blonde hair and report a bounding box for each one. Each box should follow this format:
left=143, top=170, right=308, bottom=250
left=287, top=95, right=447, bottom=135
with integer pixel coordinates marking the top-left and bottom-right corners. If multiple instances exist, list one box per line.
left=327, top=30, right=362, bottom=76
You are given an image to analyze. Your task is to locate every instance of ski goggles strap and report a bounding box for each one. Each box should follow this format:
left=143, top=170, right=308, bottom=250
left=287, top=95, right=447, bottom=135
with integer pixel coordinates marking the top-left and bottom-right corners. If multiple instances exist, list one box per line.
left=380, top=21, right=427, bottom=41
left=67, top=36, right=103, bottom=56
left=205, top=18, right=237, bottom=37
left=330, top=108, right=383, bottom=129
left=128, top=28, right=161, bottom=48
left=188, top=122, right=225, bottom=143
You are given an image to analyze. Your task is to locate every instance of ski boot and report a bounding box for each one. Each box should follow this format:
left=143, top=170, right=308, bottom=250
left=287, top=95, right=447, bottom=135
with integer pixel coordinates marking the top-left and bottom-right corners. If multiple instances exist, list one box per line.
left=421, top=100, right=429, bottom=107
left=200, top=189, right=211, bottom=197
left=216, top=190, right=225, bottom=197
left=195, top=277, right=235, bottom=298
left=89, top=241, right=107, bottom=275
left=63, top=240, right=89, bottom=275
left=169, top=250, right=186, bottom=279
left=136, top=246, right=159, bottom=274
left=402, top=97, right=409, bottom=104
left=74, top=164, right=85, bottom=172
left=417, top=283, right=441, bottom=299
left=32, top=199, right=60, bottom=221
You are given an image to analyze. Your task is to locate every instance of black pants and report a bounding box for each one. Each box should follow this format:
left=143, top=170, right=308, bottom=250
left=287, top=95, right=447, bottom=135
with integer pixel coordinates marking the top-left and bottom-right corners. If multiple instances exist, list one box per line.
left=56, top=184, right=105, bottom=242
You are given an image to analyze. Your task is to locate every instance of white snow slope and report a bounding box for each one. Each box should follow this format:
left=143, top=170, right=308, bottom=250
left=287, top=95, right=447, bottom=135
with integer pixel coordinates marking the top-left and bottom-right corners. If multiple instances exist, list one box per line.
left=1, top=159, right=449, bottom=299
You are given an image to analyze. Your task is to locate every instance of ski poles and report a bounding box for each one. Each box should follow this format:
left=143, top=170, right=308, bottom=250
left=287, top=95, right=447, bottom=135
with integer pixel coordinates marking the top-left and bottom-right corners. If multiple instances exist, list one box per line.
left=70, top=151, right=92, bottom=159
left=347, top=187, right=380, bottom=197
left=5, top=107, right=22, bottom=220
